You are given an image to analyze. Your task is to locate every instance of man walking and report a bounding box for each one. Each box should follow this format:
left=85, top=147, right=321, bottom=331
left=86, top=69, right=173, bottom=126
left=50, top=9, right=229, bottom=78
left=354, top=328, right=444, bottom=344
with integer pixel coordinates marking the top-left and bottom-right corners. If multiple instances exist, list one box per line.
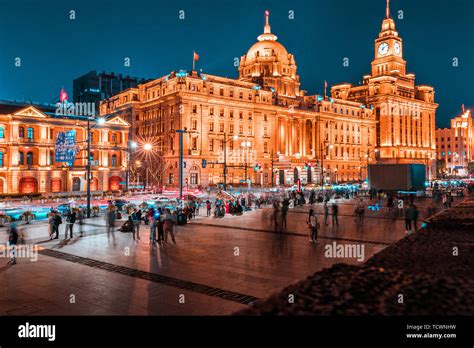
left=308, top=209, right=319, bottom=243
left=65, top=209, right=76, bottom=239
left=162, top=209, right=177, bottom=244
left=53, top=212, right=62, bottom=239
left=7, top=223, right=19, bottom=265
left=331, top=202, right=339, bottom=227
left=131, top=209, right=141, bottom=240
left=323, top=201, right=329, bottom=226
left=206, top=200, right=212, bottom=217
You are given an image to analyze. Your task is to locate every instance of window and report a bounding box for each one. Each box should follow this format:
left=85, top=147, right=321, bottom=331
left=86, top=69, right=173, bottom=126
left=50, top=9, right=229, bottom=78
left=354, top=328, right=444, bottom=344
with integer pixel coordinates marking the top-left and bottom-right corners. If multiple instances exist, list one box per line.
left=229, top=90, right=234, bottom=98
left=0, top=128, right=4, bottom=138
left=209, top=139, right=214, bottom=152
left=239, top=92, right=243, bottom=99
left=229, top=124, right=234, bottom=133
left=190, top=173, right=198, bottom=185
left=263, top=114, right=267, bottom=122
left=239, top=125, right=243, bottom=135
left=209, top=87, right=214, bottom=95
left=248, top=125, right=253, bottom=135
left=19, top=152, right=24, bottom=165
left=239, top=112, right=243, bottom=119
left=27, top=127, right=34, bottom=139
left=264, top=142, right=268, bottom=153
left=111, top=133, right=117, bottom=142
left=219, top=87, right=224, bottom=96
left=248, top=113, right=252, bottom=120
left=49, top=150, right=54, bottom=165
left=220, top=109, right=224, bottom=117
left=248, top=94, right=252, bottom=100
left=264, top=126, right=268, bottom=136
left=0, top=152, right=3, bottom=167
left=219, top=123, right=224, bottom=132
left=27, top=152, right=33, bottom=165
left=19, top=127, right=25, bottom=138
left=230, top=110, right=234, bottom=118
left=209, top=122, right=214, bottom=132
left=191, top=138, right=197, bottom=150
left=111, top=154, right=117, bottom=167
left=192, top=105, right=197, bottom=113
left=209, top=107, right=214, bottom=116
left=191, top=119, right=197, bottom=130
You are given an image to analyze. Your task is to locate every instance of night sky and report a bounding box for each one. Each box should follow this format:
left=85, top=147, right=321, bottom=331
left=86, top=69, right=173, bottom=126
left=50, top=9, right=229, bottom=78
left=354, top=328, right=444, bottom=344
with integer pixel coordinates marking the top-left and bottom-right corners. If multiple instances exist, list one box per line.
left=0, top=0, right=472, bottom=128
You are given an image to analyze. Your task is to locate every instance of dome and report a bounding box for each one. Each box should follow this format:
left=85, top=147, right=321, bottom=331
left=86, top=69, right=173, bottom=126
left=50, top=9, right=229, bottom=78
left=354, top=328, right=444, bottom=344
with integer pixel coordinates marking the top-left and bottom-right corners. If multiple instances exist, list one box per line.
left=245, top=40, right=289, bottom=61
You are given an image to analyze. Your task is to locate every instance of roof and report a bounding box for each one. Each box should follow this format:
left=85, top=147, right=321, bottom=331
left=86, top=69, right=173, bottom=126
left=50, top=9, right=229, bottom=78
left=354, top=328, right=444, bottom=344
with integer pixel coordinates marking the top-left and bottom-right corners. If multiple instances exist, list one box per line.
left=0, top=101, right=56, bottom=115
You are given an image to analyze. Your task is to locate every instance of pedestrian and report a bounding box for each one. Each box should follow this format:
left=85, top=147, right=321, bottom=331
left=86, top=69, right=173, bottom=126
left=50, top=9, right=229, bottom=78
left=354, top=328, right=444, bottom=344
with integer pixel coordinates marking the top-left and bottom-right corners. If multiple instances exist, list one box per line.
left=411, top=204, right=419, bottom=231
left=442, top=194, right=447, bottom=209
left=447, top=193, right=453, bottom=208
left=356, top=198, right=365, bottom=222
left=206, top=200, right=212, bottom=217
left=48, top=211, right=55, bottom=240
left=272, top=201, right=280, bottom=233
left=156, top=217, right=165, bottom=244
left=53, top=212, right=62, bottom=239
left=131, top=209, right=141, bottom=240
left=77, top=209, right=84, bottom=236
left=323, top=201, right=329, bottom=226
left=331, top=202, right=339, bottom=227
left=280, top=200, right=288, bottom=230
left=194, top=200, right=200, bottom=216
left=106, top=203, right=116, bottom=234
left=404, top=205, right=413, bottom=234
left=7, top=223, right=19, bottom=265
left=149, top=210, right=158, bottom=245
left=162, top=209, right=176, bottom=244
left=307, top=209, right=319, bottom=243
left=65, top=209, right=76, bottom=239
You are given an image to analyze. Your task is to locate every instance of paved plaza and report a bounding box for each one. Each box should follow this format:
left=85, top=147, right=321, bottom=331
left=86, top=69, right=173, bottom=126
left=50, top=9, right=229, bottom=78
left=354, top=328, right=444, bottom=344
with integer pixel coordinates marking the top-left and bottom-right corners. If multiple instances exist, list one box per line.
left=0, top=196, right=460, bottom=315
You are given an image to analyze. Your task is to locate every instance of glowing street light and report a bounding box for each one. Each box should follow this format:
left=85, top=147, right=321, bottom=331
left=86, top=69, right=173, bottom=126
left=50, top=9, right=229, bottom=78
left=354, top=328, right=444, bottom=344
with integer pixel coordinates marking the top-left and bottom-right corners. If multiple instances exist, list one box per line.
left=143, top=143, right=152, bottom=151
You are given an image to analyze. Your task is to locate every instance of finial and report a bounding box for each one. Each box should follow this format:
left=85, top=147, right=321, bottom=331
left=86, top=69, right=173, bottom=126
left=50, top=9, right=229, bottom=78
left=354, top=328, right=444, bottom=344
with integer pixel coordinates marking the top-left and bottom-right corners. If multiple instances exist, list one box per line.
left=386, top=0, right=390, bottom=18
left=264, top=10, right=271, bottom=34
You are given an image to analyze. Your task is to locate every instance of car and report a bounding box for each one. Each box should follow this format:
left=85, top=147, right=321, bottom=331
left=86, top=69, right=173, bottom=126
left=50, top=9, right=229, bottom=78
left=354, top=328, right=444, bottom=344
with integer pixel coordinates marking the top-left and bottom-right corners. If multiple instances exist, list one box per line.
left=113, top=199, right=130, bottom=210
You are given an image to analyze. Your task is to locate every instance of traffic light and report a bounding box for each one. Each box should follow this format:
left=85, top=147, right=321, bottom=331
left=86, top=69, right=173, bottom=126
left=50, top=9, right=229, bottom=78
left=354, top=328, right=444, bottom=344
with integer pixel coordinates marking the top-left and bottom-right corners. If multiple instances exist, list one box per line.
left=202, top=159, right=207, bottom=168
left=304, top=162, right=313, bottom=170
left=254, top=162, right=262, bottom=172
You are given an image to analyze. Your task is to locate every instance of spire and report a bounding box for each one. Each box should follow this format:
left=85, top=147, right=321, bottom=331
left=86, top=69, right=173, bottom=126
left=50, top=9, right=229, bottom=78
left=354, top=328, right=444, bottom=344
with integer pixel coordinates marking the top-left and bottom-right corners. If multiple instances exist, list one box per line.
left=386, top=0, right=390, bottom=18
left=258, top=10, right=277, bottom=41
left=264, top=10, right=271, bottom=34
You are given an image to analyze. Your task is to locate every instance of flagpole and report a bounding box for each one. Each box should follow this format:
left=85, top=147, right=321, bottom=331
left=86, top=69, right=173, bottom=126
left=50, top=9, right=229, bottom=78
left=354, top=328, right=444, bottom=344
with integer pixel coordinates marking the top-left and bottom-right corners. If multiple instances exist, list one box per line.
left=324, top=81, right=327, bottom=99
left=192, top=53, right=195, bottom=71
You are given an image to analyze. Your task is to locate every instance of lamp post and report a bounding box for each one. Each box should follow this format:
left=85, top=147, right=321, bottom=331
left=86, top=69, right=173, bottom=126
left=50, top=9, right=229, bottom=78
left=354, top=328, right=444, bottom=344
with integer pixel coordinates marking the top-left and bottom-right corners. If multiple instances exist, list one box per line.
left=240, top=139, right=251, bottom=186
left=319, top=142, right=333, bottom=186
left=365, top=148, right=379, bottom=181
left=175, top=129, right=187, bottom=200
left=221, top=133, right=239, bottom=191
left=85, top=116, right=105, bottom=218
left=125, top=140, right=137, bottom=192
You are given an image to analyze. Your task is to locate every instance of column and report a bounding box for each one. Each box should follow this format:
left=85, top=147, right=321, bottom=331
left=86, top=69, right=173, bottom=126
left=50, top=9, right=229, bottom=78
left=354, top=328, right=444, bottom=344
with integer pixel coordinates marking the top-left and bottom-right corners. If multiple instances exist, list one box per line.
left=312, top=120, right=316, bottom=158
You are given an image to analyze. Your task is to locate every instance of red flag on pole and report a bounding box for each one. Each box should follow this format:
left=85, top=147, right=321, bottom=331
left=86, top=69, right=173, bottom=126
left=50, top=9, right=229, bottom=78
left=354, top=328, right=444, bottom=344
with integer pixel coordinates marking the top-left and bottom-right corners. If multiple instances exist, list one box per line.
left=193, top=51, right=199, bottom=61
left=59, top=87, right=68, bottom=102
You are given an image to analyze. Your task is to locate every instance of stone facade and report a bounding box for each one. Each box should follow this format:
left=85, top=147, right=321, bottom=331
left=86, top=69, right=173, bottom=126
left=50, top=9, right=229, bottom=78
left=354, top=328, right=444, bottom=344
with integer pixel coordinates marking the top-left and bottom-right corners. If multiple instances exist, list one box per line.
left=0, top=103, right=129, bottom=195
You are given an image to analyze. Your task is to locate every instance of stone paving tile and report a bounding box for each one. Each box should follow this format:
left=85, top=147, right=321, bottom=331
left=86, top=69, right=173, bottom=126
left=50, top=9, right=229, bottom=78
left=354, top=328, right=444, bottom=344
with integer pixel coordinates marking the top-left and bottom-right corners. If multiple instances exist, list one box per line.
left=0, top=201, right=421, bottom=315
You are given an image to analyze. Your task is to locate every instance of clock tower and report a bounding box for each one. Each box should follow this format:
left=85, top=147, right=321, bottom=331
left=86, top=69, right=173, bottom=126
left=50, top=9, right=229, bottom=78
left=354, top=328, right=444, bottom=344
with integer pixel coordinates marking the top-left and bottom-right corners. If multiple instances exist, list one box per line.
left=371, top=0, right=406, bottom=77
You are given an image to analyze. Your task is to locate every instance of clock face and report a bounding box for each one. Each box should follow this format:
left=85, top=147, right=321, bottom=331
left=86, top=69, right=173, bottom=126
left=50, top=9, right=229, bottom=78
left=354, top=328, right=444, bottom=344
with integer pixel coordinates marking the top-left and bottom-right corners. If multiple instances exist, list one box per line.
left=394, top=42, right=401, bottom=55
left=378, top=42, right=389, bottom=56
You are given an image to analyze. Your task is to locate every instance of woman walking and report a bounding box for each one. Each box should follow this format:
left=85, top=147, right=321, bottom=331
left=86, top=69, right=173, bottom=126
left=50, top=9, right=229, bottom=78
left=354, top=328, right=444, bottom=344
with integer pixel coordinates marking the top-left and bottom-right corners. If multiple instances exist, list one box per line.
left=307, top=209, right=319, bottom=243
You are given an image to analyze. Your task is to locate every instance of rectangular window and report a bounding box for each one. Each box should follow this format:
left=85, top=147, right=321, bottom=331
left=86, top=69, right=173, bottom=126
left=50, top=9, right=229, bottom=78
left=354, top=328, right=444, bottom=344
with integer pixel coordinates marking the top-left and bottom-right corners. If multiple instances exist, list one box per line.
left=239, top=125, right=243, bottom=134
left=191, top=173, right=198, bottom=185
left=192, top=105, right=197, bottom=113
left=229, top=90, right=234, bottom=98
left=264, top=142, right=268, bottom=153
left=239, top=92, right=243, bottom=99
left=209, top=122, right=214, bottom=132
left=219, top=123, right=224, bottom=132
left=229, top=124, right=234, bottom=133
left=192, top=137, right=197, bottom=150
left=191, top=119, right=197, bottom=130
left=220, top=109, right=224, bottom=117
left=219, top=87, right=224, bottom=96
left=230, top=110, right=234, bottom=118
left=209, top=139, right=214, bottom=151
left=209, top=107, right=214, bottom=116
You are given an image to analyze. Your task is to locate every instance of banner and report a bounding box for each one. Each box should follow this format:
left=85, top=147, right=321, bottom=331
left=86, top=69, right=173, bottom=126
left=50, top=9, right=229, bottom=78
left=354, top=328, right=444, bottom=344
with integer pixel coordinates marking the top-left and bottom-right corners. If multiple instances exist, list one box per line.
left=55, top=130, right=77, bottom=162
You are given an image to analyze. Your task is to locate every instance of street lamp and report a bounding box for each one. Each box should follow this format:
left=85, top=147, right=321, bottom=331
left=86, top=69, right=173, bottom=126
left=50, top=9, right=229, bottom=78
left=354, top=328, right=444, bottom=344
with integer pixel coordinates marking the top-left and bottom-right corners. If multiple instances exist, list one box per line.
left=318, top=142, right=333, bottom=186
left=222, top=133, right=239, bottom=191
left=143, top=143, right=153, bottom=190
left=240, top=139, right=251, bottom=185
left=86, top=117, right=105, bottom=218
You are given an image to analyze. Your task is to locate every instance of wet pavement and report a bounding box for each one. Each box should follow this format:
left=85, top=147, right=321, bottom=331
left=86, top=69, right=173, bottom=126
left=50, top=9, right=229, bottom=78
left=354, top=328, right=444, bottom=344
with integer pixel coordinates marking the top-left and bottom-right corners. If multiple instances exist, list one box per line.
left=0, top=195, right=461, bottom=315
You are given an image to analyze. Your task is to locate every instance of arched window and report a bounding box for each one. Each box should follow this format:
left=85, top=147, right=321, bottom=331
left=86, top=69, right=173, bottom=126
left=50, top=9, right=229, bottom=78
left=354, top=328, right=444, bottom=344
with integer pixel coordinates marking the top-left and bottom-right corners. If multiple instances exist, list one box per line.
left=27, top=152, right=33, bottom=165
left=27, top=127, right=34, bottom=139
left=0, top=152, right=3, bottom=167
left=111, top=154, right=117, bottom=167
left=19, top=151, right=24, bottom=165
left=111, top=133, right=117, bottom=142
left=19, top=127, right=25, bottom=138
left=0, top=127, right=4, bottom=138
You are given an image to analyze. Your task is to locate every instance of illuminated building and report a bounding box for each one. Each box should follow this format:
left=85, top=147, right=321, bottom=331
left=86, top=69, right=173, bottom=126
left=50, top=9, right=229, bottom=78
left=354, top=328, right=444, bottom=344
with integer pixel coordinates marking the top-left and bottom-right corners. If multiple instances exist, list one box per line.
left=101, top=0, right=442, bottom=187
left=0, top=101, right=129, bottom=195
left=436, top=109, right=473, bottom=177
left=331, top=0, right=438, bottom=179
